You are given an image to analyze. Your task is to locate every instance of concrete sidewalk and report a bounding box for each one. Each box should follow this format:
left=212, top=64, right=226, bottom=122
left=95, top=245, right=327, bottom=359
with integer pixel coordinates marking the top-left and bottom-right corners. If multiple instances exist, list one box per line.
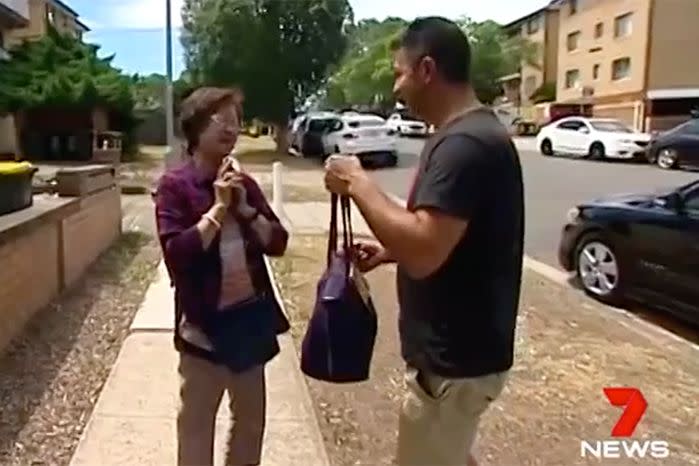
left=69, top=261, right=330, bottom=466
left=69, top=197, right=372, bottom=466
left=284, top=201, right=373, bottom=236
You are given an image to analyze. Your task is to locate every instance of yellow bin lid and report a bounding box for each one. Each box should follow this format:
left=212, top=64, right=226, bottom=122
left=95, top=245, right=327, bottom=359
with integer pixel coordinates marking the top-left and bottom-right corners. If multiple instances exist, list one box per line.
left=0, top=161, right=35, bottom=176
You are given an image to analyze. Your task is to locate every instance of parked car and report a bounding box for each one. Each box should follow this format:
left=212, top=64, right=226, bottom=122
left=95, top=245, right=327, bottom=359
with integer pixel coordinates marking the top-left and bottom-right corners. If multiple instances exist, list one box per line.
left=322, top=114, right=398, bottom=167
left=645, top=118, right=699, bottom=170
left=387, top=112, right=428, bottom=137
left=287, top=114, right=306, bottom=150
left=558, top=179, right=699, bottom=325
left=292, top=112, right=338, bottom=157
left=537, top=117, right=651, bottom=160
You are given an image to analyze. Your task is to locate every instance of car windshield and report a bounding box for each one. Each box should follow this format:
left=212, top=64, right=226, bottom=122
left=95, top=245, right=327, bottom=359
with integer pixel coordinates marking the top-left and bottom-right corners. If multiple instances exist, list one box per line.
left=589, top=120, right=634, bottom=133
left=675, top=119, right=699, bottom=133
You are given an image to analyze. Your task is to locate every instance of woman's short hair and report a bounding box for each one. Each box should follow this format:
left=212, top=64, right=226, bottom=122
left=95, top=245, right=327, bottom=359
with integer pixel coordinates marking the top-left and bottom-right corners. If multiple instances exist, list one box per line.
left=179, top=86, right=244, bottom=154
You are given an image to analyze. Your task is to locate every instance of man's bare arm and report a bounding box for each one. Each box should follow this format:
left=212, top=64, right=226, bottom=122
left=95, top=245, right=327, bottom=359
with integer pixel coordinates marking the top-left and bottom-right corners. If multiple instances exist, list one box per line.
left=348, top=174, right=467, bottom=279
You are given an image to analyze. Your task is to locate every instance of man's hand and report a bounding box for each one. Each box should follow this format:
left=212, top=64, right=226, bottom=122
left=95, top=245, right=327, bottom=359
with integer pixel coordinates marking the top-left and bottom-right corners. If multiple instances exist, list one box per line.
left=352, top=241, right=392, bottom=273
left=324, top=155, right=365, bottom=195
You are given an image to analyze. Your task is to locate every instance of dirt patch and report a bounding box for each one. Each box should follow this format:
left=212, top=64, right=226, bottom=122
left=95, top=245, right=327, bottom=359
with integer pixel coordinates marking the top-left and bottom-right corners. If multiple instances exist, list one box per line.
left=271, top=235, right=699, bottom=466
left=119, top=146, right=166, bottom=192
left=0, top=232, right=161, bottom=466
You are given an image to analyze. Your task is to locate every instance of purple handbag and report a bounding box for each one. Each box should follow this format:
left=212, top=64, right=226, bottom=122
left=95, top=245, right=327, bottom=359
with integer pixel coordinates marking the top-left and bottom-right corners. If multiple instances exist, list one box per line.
left=300, top=194, right=378, bottom=383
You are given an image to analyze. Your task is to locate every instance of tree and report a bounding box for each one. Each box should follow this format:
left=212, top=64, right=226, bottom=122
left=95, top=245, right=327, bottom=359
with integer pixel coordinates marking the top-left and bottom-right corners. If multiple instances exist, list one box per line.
left=530, top=81, right=556, bottom=103
left=323, top=16, right=538, bottom=109
left=0, top=27, right=138, bottom=155
left=322, top=18, right=407, bottom=111
left=457, top=18, right=540, bottom=104
left=181, top=0, right=353, bottom=152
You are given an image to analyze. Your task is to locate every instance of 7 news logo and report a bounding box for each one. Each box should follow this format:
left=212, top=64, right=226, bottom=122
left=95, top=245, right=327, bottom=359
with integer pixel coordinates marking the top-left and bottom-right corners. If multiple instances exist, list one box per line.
left=580, top=387, right=670, bottom=459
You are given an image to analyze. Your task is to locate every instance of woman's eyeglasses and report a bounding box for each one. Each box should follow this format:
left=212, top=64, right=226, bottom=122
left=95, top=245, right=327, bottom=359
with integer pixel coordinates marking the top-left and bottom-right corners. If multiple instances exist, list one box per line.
left=210, top=114, right=240, bottom=131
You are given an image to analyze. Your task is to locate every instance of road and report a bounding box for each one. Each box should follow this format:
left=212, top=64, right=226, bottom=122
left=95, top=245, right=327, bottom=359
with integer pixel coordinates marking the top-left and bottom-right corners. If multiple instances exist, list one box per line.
left=373, top=137, right=699, bottom=267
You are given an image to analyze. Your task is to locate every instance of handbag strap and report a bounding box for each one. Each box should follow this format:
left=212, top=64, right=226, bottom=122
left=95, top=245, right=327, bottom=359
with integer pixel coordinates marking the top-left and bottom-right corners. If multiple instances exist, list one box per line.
left=327, top=194, right=354, bottom=268
left=327, top=193, right=338, bottom=266
left=341, top=196, right=353, bottom=248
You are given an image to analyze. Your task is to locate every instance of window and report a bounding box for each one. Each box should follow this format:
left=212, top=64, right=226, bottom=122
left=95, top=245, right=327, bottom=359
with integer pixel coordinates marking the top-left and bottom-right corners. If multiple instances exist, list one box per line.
left=557, top=119, right=586, bottom=131
left=347, top=119, right=383, bottom=128
left=565, top=69, right=580, bottom=89
left=570, top=0, right=578, bottom=15
left=308, top=118, right=334, bottom=132
left=593, top=64, right=600, bottom=80
left=611, top=57, right=631, bottom=80
left=594, top=22, right=604, bottom=38
left=527, top=16, right=540, bottom=34
left=589, top=120, right=633, bottom=133
left=567, top=31, right=581, bottom=51
left=46, top=6, right=55, bottom=24
left=614, top=13, right=633, bottom=38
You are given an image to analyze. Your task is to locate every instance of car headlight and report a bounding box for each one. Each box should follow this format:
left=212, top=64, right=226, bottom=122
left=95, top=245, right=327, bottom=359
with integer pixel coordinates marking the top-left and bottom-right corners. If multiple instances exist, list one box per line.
left=619, top=139, right=633, bottom=144
left=566, top=207, right=581, bottom=223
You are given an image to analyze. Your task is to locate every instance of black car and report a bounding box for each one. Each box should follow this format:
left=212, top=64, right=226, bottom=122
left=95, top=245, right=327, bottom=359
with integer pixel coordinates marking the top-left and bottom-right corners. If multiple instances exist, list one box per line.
left=645, top=118, right=699, bottom=170
left=558, top=180, right=699, bottom=325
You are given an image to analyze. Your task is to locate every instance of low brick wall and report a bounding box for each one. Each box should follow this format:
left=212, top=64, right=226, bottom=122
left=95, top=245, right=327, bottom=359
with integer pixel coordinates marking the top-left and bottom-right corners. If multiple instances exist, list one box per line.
left=0, top=187, right=122, bottom=353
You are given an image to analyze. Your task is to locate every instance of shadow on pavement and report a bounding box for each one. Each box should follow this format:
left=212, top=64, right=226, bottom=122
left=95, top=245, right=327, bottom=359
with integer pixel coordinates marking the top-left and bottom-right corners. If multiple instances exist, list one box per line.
left=566, top=275, right=699, bottom=345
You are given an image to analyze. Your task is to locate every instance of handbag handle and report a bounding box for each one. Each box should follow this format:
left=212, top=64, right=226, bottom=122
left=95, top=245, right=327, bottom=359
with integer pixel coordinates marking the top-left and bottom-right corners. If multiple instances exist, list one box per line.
left=326, top=194, right=353, bottom=268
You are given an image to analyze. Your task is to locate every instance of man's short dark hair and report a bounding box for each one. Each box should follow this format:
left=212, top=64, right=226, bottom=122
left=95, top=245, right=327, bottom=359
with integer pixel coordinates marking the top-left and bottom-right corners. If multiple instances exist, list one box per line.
left=394, top=16, right=471, bottom=84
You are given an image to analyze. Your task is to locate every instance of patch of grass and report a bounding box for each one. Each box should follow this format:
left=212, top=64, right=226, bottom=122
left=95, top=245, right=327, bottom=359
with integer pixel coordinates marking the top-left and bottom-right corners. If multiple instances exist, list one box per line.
left=259, top=182, right=329, bottom=203
left=0, top=231, right=160, bottom=466
left=269, top=234, right=328, bottom=340
left=138, top=145, right=169, bottom=158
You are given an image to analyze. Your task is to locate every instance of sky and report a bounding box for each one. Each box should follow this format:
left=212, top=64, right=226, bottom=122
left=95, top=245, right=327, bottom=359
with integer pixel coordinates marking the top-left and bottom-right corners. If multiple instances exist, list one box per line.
left=70, top=0, right=549, bottom=77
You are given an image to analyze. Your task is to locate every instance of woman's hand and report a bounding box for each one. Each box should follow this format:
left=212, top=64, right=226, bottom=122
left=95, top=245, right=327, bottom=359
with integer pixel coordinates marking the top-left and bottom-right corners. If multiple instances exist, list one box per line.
left=230, top=177, right=258, bottom=220
left=213, top=157, right=237, bottom=208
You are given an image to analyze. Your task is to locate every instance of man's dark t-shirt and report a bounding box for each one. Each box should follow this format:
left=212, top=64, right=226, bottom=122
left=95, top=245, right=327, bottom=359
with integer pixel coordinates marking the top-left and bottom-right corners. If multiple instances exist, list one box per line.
left=397, top=108, right=524, bottom=378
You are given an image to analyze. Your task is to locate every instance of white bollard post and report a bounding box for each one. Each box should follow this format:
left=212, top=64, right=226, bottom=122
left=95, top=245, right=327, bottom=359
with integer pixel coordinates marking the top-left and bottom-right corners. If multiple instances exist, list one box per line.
left=271, top=161, right=293, bottom=233
left=272, top=161, right=284, bottom=214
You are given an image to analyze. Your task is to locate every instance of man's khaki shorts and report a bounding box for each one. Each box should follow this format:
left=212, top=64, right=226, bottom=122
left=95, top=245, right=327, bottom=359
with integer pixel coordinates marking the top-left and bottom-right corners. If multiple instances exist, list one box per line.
left=396, top=366, right=507, bottom=466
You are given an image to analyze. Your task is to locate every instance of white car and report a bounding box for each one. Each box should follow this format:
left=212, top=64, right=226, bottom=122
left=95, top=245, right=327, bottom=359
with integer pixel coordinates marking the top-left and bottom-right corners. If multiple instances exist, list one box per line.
left=536, top=116, right=651, bottom=160
left=322, top=114, right=398, bottom=167
left=387, top=113, right=428, bottom=137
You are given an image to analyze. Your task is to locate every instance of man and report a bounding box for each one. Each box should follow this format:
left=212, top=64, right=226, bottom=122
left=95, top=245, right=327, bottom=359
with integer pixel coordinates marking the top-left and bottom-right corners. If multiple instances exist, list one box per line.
left=324, top=17, right=524, bottom=466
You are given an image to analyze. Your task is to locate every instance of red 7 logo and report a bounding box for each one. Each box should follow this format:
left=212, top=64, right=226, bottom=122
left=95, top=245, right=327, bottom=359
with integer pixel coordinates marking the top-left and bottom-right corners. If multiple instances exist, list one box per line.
left=603, top=387, right=648, bottom=437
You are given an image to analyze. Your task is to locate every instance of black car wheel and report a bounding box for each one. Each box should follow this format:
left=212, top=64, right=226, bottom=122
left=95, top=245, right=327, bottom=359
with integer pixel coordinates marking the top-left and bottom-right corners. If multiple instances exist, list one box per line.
left=588, top=142, right=606, bottom=160
left=657, top=148, right=678, bottom=169
left=540, top=138, right=553, bottom=156
left=575, top=232, right=625, bottom=305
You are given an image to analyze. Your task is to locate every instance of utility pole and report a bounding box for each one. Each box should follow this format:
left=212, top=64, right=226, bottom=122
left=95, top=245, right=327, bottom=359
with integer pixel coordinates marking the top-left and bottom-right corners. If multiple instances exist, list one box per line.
left=164, top=0, right=176, bottom=166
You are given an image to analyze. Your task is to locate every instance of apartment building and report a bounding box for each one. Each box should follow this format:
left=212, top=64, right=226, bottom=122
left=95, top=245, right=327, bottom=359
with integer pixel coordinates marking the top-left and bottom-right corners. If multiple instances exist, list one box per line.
left=3, top=0, right=88, bottom=48
left=500, top=2, right=561, bottom=107
left=556, top=0, right=699, bottom=131
left=0, top=0, right=88, bottom=155
left=0, top=0, right=29, bottom=58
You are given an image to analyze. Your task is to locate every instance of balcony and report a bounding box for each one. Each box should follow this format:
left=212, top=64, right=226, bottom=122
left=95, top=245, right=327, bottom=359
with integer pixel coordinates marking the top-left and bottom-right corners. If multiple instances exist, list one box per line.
left=0, top=0, right=30, bottom=28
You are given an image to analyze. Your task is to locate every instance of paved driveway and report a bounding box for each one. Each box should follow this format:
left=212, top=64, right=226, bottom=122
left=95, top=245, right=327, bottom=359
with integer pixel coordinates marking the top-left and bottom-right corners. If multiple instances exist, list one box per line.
left=374, top=137, right=698, bottom=266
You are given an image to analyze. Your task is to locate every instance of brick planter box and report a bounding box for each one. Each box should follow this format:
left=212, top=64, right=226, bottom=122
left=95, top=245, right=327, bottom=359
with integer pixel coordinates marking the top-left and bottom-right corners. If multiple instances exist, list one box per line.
left=0, top=181, right=122, bottom=354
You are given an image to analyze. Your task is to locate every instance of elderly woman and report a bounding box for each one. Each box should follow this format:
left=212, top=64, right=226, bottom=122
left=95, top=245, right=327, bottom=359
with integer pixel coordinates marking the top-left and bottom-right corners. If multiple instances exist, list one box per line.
left=155, top=86, right=289, bottom=466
